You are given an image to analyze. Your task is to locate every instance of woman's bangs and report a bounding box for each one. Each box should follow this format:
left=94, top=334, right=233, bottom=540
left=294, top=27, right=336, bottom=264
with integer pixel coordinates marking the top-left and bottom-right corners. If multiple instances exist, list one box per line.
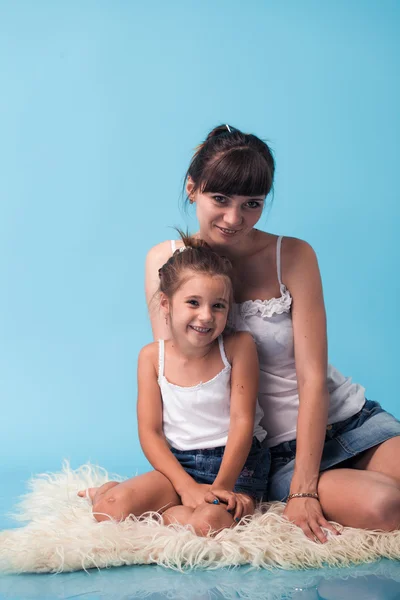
left=200, top=149, right=272, bottom=197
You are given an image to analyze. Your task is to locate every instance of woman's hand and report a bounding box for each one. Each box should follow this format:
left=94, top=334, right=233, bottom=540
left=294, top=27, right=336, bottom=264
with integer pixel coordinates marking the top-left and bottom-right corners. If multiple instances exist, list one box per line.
left=204, top=488, right=254, bottom=522
left=179, top=483, right=215, bottom=509
left=283, top=497, right=340, bottom=543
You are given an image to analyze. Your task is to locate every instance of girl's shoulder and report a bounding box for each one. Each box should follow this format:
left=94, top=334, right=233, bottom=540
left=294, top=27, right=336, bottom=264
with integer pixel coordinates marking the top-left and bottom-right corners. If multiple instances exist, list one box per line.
left=222, top=331, right=256, bottom=364
left=138, top=341, right=159, bottom=370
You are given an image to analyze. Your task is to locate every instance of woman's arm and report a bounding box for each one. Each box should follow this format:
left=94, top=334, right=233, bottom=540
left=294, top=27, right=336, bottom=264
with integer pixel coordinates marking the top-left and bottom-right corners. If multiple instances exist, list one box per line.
left=283, top=238, right=339, bottom=541
left=145, top=241, right=175, bottom=340
left=212, top=332, right=259, bottom=491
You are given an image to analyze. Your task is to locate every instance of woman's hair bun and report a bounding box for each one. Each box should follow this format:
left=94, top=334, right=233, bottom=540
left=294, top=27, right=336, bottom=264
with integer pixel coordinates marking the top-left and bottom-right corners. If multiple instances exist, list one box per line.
left=204, top=124, right=238, bottom=142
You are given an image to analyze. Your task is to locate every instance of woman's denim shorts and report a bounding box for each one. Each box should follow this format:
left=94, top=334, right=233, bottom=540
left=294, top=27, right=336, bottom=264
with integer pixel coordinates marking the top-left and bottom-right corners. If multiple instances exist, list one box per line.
left=171, top=437, right=270, bottom=501
left=267, top=400, right=400, bottom=502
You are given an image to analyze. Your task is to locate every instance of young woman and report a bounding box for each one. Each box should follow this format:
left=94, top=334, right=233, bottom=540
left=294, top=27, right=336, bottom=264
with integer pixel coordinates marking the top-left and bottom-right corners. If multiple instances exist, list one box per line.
left=79, top=234, right=269, bottom=536
left=145, top=125, right=400, bottom=543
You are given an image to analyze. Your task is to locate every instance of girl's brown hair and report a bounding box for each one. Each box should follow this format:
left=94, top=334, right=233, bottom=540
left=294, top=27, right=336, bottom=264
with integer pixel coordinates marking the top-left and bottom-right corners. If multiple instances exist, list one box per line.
left=158, top=231, right=234, bottom=302
left=185, top=124, right=275, bottom=200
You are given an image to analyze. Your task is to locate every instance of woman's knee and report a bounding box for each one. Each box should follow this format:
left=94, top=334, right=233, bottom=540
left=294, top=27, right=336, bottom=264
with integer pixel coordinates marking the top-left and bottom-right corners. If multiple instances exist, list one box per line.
left=367, top=487, right=400, bottom=531
left=189, top=504, right=234, bottom=536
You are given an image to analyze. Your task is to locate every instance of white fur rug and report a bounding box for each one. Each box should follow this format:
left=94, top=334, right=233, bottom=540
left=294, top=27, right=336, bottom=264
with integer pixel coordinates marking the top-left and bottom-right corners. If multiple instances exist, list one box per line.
left=1, top=462, right=399, bottom=574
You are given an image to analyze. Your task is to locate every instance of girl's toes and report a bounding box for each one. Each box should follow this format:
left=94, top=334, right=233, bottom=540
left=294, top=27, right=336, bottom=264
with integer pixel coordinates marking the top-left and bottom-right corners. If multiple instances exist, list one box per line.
left=78, top=488, right=97, bottom=502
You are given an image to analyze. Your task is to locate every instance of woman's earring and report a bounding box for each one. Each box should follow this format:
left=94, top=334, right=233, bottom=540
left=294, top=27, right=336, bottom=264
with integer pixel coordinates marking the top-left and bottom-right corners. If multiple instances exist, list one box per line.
left=165, top=315, right=168, bottom=325
left=189, top=196, right=194, bottom=204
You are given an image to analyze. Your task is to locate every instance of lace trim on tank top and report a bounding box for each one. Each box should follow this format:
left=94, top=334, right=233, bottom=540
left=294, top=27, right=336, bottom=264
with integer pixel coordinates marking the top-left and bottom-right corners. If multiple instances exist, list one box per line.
left=158, top=336, right=231, bottom=391
left=238, top=287, right=292, bottom=319
left=237, top=236, right=292, bottom=319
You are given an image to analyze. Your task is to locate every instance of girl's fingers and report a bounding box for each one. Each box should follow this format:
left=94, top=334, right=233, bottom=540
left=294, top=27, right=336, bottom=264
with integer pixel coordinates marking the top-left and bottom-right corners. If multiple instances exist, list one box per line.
left=233, top=499, right=244, bottom=522
left=208, top=489, right=237, bottom=511
left=204, top=491, right=219, bottom=505
left=242, top=498, right=254, bottom=517
left=224, top=493, right=237, bottom=512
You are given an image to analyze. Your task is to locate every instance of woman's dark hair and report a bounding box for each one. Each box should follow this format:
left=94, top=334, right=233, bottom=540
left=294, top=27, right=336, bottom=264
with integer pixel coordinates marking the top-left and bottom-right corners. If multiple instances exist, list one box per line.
left=185, top=124, right=275, bottom=200
left=158, top=231, right=234, bottom=302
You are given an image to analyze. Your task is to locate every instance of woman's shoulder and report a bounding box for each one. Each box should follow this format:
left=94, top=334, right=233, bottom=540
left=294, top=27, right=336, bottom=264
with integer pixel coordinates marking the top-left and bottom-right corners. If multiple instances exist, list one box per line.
left=281, top=236, right=318, bottom=271
left=281, top=235, right=315, bottom=253
left=146, top=239, right=185, bottom=265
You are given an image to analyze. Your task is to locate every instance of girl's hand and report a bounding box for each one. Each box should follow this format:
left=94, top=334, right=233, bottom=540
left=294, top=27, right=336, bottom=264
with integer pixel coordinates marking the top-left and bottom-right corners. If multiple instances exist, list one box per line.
left=179, top=483, right=216, bottom=509
left=204, top=488, right=254, bottom=522
left=283, top=497, right=340, bottom=543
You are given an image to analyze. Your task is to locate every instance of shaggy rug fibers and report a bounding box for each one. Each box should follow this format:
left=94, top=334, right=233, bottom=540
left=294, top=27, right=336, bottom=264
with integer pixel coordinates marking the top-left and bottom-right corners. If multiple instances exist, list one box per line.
left=0, top=462, right=399, bottom=574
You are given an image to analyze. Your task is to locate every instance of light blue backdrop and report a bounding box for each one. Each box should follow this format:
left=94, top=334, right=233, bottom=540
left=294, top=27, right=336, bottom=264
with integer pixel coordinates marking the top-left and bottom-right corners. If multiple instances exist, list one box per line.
left=0, top=0, right=398, bottom=476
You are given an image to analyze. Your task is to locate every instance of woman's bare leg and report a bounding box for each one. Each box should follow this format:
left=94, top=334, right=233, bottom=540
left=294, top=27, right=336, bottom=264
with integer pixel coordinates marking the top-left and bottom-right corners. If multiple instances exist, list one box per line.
left=79, top=470, right=181, bottom=522
left=351, top=437, right=400, bottom=483
left=318, top=468, right=400, bottom=530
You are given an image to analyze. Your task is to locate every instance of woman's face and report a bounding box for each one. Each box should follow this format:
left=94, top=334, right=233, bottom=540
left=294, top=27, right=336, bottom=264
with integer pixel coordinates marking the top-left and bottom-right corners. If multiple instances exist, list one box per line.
left=187, top=181, right=265, bottom=248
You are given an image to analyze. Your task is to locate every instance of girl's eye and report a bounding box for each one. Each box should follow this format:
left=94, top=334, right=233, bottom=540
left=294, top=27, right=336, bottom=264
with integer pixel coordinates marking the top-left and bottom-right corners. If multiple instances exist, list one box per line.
left=246, top=201, right=261, bottom=209
left=187, top=300, right=199, bottom=306
left=213, top=303, right=227, bottom=310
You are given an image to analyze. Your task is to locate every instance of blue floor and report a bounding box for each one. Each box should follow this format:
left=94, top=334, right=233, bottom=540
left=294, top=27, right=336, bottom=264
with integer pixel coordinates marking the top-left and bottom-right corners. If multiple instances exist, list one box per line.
left=1, top=470, right=400, bottom=599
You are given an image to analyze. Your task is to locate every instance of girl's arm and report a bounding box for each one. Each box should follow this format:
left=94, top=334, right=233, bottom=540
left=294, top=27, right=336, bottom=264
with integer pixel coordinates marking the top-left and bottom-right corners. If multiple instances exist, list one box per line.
left=145, top=241, right=174, bottom=340
left=283, top=238, right=339, bottom=542
left=137, top=343, right=215, bottom=508
left=211, top=332, right=259, bottom=492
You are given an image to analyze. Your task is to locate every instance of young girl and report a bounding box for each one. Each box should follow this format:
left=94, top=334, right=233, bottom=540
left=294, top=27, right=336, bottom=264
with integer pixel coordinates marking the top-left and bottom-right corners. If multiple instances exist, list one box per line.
left=79, top=234, right=269, bottom=536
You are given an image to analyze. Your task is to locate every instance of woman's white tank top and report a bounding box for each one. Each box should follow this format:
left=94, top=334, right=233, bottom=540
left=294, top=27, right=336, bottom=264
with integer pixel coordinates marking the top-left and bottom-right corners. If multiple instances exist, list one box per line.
left=158, top=335, right=267, bottom=451
left=169, top=238, right=366, bottom=448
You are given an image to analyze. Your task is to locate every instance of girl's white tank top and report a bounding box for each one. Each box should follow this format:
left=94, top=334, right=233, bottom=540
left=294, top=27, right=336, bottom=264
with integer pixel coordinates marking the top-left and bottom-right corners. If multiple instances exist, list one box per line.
left=169, top=238, right=365, bottom=448
left=158, top=335, right=267, bottom=451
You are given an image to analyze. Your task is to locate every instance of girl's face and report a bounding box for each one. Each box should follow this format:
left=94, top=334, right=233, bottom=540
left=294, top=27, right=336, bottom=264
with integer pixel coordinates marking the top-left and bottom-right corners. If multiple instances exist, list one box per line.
left=187, top=181, right=265, bottom=248
left=163, top=271, right=231, bottom=348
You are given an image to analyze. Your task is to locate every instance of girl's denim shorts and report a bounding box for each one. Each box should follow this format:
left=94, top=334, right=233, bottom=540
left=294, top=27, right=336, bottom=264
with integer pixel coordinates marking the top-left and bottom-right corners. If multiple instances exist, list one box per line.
left=267, top=399, right=400, bottom=502
left=171, top=437, right=270, bottom=501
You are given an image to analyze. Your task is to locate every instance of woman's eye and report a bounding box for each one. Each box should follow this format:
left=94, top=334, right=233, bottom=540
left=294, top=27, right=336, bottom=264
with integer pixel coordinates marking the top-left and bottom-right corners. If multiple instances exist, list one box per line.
left=213, top=195, right=226, bottom=204
left=247, top=201, right=261, bottom=209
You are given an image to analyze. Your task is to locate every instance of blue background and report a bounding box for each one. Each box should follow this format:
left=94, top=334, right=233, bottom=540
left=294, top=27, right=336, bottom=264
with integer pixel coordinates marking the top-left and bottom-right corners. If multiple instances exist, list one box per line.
left=0, top=0, right=399, bottom=485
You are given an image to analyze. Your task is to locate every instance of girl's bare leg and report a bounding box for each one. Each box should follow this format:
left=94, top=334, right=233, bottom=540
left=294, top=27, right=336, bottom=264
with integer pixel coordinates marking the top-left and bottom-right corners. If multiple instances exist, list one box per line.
left=79, top=470, right=181, bottom=522
left=163, top=496, right=254, bottom=536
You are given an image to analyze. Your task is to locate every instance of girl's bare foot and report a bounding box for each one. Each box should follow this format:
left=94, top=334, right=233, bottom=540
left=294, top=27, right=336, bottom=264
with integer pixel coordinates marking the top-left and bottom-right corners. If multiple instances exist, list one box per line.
left=77, top=488, right=98, bottom=502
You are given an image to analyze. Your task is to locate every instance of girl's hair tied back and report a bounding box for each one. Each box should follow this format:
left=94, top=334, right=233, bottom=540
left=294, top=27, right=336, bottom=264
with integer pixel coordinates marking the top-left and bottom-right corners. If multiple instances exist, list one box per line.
left=158, top=229, right=234, bottom=301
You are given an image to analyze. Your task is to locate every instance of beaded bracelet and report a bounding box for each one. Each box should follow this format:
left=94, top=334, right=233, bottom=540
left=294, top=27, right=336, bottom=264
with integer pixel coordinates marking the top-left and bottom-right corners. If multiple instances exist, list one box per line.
left=287, top=492, right=319, bottom=501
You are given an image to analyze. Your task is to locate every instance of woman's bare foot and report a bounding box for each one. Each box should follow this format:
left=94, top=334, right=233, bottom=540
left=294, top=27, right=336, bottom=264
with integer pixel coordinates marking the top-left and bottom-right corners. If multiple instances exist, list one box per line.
left=77, top=488, right=98, bottom=502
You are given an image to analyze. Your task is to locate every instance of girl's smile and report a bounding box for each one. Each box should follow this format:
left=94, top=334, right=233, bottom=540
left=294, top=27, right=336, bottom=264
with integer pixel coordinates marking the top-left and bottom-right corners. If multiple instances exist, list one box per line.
left=162, top=272, right=231, bottom=352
